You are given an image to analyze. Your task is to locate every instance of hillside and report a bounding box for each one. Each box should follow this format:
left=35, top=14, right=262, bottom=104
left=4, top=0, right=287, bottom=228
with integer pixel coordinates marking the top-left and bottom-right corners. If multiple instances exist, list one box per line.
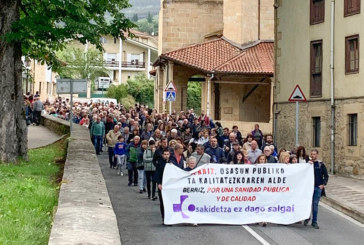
left=124, top=0, right=160, bottom=18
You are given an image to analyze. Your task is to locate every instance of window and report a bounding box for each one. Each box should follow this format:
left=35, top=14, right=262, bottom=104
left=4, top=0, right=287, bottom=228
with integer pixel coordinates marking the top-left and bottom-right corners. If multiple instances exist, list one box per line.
left=310, top=40, right=323, bottom=97
left=312, top=117, right=321, bottom=147
left=310, top=0, right=325, bottom=25
left=346, top=35, right=359, bottom=74
left=100, top=37, right=107, bottom=44
left=349, top=114, right=358, bottom=146
left=345, top=0, right=361, bottom=16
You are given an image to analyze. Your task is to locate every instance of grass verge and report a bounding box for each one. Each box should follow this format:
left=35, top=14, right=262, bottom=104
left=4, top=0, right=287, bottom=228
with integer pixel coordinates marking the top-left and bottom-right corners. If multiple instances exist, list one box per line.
left=0, top=138, right=67, bottom=245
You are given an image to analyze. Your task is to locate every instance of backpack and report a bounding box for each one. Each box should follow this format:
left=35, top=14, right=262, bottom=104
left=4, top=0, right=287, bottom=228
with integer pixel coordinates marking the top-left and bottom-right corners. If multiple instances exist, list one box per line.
left=143, top=149, right=155, bottom=171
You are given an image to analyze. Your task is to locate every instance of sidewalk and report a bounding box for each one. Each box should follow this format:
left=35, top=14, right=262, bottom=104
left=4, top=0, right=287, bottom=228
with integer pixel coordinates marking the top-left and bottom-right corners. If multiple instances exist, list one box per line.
left=322, top=175, right=364, bottom=224
left=28, top=124, right=64, bottom=149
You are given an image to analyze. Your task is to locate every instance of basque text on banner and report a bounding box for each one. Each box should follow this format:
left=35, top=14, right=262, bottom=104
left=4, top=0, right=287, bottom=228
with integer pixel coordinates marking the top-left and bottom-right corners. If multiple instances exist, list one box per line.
left=162, top=163, right=314, bottom=225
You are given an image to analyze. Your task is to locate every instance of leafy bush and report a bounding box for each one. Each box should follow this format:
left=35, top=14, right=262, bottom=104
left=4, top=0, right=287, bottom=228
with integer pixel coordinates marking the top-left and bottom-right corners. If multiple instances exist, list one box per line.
left=127, top=73, right=154, bottom=108
left=106, top=84, right=128, bottom=103
left=121, top=95, right=136, bottom=110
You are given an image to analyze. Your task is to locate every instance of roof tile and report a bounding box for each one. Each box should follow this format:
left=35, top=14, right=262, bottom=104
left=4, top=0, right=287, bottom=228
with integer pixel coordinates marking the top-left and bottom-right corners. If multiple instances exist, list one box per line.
left=160, top=38, right=273, bottom=75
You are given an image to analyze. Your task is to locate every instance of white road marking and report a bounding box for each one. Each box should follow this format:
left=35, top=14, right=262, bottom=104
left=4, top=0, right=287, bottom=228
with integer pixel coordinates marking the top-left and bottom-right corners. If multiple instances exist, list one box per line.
left=320, top=202, right=364, bottom=228
left=242, top=225, right=271, bottom=245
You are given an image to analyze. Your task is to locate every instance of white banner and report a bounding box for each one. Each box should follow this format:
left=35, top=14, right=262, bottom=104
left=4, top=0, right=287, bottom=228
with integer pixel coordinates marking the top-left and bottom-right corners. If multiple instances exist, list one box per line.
left=162, top=163, right=314, bottom=225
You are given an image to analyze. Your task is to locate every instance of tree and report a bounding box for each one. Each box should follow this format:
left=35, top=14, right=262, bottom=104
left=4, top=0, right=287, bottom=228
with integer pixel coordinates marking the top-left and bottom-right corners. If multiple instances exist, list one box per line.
left=135, top=17, right=158, bottom=36
left=147, top=12, right=153, bottom=23
left=0, top=0, right=135, bottom=163
left=187, top=82, right=202, bottom=115
left=127, top=73, right=154, bottom=108
left=57, top=46, right=109, bottom=92
left=132, top=13, right=139, bottom=22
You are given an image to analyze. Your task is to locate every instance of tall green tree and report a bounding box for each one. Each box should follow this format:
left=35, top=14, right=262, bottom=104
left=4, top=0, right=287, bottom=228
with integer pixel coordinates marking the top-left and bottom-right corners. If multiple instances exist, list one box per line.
left=0, top=0, right=135, bottom=163
left=146, top=12, right=153, bottom=23
left=132, top=13, right=139, bottom=22
left=187, top=82, right=202, bottom=115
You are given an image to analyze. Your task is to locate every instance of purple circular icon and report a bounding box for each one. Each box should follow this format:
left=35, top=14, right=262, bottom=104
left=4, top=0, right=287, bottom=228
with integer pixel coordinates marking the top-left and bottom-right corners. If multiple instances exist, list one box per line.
left=188, top=204, right=195, bottom=212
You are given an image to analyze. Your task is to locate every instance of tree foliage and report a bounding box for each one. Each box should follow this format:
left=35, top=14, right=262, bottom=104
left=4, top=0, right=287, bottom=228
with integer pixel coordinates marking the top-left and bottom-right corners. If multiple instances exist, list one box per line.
left=187, top=82, right=202, bottom=114
left=132, top=13, right=139, bottom=22
left=135, top=16, right=158, bottom=36
left=105, top=73, right=154, bottom=107
left=127, top=73, right=154, bottom=108
left=106, top=84, right=128, bottom=103
left=4, top=0, right=136, bottom=71
left=147, top=12, right=153, bottom=23
left=56, top=46, right=108, bottom=82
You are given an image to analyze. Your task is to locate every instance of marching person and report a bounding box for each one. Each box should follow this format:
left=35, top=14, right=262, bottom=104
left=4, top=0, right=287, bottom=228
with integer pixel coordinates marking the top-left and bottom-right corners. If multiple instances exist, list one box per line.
left=144, top=140, right=157, bottom=200
left=155, top=149, right=171, bottom=224
left=91, top=117, right=105, bottom=155
left=106, top=125, right=121, bottom=168
left=304, top=149, right=329, bottom=229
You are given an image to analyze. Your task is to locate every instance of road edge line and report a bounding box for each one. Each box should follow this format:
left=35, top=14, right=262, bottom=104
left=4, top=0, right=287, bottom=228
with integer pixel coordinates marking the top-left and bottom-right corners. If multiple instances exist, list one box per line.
left=242, top=225, right=271, bottom=245
left=320, top=202, right=364, bottom=228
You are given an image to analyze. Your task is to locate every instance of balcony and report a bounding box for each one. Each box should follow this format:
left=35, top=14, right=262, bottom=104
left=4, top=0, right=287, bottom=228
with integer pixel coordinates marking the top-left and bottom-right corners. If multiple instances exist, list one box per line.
left=104, top=60, right=146, bottom=69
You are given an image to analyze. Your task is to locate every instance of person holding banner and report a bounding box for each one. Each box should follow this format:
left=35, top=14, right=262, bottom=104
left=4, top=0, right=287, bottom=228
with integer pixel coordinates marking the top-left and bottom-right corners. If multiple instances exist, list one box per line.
left=155, top=149, right=171, bottom=223
left=304, top=149, right=329, bottom=229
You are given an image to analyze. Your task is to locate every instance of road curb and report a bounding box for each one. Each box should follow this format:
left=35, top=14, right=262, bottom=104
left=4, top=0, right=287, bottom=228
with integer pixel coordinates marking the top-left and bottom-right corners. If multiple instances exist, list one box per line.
left=321, top=196, right=364, bottom=224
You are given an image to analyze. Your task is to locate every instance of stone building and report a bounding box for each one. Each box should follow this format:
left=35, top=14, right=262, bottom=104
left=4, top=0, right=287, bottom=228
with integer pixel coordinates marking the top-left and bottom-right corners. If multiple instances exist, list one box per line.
left=153, top=0, right=275, bottom=135
left=275, top=0, right=364, bottom=175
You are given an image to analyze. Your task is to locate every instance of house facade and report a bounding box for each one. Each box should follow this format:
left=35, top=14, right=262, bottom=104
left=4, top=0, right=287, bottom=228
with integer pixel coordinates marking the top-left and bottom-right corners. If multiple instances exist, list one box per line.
left=23, top=30, right=158, bottom=100
left=274, top=0, right=364, bottom=175
left=153, top=0, right=275, bottom=135
left=22, top=58, right=57, bottom=102
left=70, top=30, right=158, bottom=84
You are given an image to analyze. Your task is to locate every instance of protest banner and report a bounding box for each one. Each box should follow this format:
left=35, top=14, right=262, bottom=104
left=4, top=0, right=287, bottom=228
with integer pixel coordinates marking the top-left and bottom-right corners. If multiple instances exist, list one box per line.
left=162, top=163, right=314, bottom=225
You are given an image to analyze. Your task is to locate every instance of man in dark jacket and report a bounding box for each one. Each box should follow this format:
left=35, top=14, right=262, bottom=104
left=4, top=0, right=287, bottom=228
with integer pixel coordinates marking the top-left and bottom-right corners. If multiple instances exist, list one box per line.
left=205, top=137, right=226, bottom=163
left=304, top=149, right=329, bottom=229
left=155, top=149, right=171, bottom=223
left=153, top=137, right=171, bottom=168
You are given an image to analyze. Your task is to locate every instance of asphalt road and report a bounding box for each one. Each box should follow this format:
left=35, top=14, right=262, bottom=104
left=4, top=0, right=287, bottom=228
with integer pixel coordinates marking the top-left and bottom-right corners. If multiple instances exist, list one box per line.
left=97, top=153, right=364, bottom=245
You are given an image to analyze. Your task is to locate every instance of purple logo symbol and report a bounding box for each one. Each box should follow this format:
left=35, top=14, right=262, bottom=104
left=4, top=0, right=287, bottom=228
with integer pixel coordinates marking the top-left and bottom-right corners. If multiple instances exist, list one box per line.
left=173, top=195, right=195, bottom=219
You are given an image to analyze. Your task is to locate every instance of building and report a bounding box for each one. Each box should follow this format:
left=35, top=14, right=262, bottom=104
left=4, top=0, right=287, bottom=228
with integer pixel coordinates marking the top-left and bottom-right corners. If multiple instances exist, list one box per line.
left=69, top=30, right=158, bottom=85
left=153, top=0, right=275, bottom=135
left=274, top=0, right=364, bottom=175
left=22, top=57, right=57, bottom=102
left=23, top=30, right=158, bottom=100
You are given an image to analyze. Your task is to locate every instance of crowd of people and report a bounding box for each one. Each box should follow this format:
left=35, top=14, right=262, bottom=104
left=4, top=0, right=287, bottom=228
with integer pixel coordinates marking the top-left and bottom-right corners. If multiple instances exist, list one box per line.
left=24, top=95, right=329, bottom=229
